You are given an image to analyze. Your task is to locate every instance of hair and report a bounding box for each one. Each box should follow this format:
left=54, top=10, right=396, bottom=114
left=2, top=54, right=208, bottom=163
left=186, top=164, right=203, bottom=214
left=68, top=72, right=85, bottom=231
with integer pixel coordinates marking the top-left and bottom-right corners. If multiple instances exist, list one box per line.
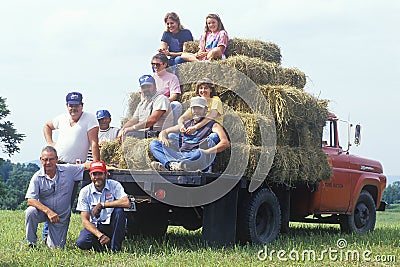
left=152, top=53, right=169, bottom=66
left=204, top=13, right=225, bottom=33
left=41, top=146, right=58, bottom=157
left=195, top=79, right=217, bottom=98
left=164, top=12, right=185, bottom=32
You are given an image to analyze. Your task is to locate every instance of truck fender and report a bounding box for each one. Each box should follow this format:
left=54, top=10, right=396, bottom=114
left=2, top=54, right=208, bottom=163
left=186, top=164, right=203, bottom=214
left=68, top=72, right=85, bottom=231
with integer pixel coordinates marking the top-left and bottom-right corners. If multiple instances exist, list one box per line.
left=347, top=175, right=382, bottom=214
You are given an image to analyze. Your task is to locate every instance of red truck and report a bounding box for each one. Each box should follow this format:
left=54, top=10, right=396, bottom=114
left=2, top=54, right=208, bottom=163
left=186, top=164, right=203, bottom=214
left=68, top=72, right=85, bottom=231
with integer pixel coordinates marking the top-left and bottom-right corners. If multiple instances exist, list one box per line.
left=90, top=112, right=386, bottom=246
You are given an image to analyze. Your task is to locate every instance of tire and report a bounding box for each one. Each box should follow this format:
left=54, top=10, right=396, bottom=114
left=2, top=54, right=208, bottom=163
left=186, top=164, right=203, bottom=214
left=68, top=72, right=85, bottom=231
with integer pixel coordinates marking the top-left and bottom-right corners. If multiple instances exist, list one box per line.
left=236, top=188, right=281, bottom=244
left=340, top=190, right=376, bottom=234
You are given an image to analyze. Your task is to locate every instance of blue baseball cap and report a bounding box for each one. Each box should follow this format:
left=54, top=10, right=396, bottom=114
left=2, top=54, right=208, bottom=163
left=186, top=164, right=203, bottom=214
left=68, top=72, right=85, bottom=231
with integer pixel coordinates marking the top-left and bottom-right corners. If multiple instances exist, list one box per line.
left=139, top=75, right=155, bottom=87
left=96, top=110, right=111, bottom=120
left=66, top=92, right=83, bottom=105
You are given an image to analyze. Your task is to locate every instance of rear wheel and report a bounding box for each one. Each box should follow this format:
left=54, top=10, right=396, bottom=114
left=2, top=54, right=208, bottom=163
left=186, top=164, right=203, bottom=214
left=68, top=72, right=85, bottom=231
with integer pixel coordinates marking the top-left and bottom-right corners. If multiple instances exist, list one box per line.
left=236, top=188, right=281, bottom=244
left=340, top=190, right=376, bottom=234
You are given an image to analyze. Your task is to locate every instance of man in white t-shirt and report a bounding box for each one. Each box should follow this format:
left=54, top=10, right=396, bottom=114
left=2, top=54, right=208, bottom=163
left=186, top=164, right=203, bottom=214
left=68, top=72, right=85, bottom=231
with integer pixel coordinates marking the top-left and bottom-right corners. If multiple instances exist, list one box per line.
left=118, top=75, right=173, bottom=140
left=44, top=92, right=100, bottom=163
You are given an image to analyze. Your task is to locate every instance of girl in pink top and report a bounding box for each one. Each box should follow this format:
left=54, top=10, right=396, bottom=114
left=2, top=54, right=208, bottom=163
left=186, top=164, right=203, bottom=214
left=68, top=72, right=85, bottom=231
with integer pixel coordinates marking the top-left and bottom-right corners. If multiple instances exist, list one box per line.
left=181, top=14, right=228, bottom=62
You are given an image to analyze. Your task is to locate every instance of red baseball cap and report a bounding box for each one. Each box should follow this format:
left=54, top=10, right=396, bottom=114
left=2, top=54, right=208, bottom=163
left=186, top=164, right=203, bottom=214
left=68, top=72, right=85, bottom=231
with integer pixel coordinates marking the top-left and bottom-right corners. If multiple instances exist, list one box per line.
left=90, top=160, right=106, bottom=173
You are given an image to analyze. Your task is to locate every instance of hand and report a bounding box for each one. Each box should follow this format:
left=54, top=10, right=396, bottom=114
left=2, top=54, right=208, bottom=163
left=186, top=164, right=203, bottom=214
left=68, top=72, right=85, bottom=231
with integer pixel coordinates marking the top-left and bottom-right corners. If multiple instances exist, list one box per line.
left=185, top=126, right=197, bottom=135
left=159, top=135, right=170, bottom=147
left=98, top=233, right=111, bottom=245
left=179, top=125, right=187, bottom=133
left=47, top=210, right=60, bottom=223
left=91, top=203, right=103, bottom=218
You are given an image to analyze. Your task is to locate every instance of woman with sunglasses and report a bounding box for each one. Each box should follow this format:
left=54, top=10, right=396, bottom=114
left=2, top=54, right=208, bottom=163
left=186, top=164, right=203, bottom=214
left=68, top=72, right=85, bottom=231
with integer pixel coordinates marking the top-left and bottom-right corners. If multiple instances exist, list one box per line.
left=181, top=14, right=228, bottom=62
left=159, top=12, right=193, bottom=67
left=151, top=53, right=182, bottom=124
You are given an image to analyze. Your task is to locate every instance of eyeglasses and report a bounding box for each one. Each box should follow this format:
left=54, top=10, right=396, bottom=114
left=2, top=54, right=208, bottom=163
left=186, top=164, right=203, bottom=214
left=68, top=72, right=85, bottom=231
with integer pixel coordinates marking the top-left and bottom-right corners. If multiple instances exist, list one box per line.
left=41, top=158, right=56, bottom=162
left=151, top=62, right=162, bottom=67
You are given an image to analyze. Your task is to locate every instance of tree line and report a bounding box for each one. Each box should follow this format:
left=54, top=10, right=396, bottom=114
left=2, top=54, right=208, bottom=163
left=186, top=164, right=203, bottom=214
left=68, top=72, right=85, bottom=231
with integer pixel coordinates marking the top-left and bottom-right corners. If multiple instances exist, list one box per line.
left=0, top=159, right=39, bottom=210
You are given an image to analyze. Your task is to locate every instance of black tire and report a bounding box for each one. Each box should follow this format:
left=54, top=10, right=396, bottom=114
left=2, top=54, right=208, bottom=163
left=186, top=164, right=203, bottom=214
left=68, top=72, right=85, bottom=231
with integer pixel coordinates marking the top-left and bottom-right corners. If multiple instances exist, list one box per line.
left=236, top=188, right=281, bottom=245
left=340, top=190, right=376, bottom=234
left=126, top=208, right=168, bottom=238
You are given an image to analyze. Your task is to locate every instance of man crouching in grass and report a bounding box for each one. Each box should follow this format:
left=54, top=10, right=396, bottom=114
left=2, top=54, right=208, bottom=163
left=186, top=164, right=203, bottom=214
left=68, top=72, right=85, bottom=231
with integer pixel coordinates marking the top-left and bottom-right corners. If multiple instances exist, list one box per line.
left=75, top=160, right=130, bottom=252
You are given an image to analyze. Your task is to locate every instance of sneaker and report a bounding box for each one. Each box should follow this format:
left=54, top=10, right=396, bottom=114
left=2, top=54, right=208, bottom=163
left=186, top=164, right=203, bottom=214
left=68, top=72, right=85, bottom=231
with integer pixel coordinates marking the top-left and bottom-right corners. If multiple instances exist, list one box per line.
left=151, top=161, right=168, bottom=171
left=28, top=243, right=36, bottom=248
left=169, top=162, right=184, bottom=171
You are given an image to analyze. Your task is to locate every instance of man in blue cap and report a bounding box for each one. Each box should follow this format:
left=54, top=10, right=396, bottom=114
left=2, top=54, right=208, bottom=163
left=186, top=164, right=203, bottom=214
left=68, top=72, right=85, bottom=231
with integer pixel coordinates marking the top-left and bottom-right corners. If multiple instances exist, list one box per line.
left=44, top=92, right=100, bottom=163
left=87, top=110, right=120, bottom=161
left=118, top=75, right=173, bottom=140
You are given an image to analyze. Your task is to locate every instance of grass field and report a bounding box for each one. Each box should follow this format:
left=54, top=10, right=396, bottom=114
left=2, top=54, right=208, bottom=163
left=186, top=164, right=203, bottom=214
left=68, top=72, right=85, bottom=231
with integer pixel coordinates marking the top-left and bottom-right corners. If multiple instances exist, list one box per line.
left=0, top=205, right=399, bottom=267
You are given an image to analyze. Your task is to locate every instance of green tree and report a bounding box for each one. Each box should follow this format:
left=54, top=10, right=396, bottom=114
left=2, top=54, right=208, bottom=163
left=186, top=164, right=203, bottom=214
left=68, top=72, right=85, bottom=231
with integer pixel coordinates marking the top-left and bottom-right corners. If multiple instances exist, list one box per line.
left=382, top=181, right=400, bottom=204
left=0, top=97, right=25, bottom=157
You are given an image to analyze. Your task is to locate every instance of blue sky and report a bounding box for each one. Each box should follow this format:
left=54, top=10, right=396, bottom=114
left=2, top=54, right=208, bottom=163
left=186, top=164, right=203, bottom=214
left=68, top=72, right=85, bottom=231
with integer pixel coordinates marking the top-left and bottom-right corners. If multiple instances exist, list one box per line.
left=1, top=0, right=399, bottom=177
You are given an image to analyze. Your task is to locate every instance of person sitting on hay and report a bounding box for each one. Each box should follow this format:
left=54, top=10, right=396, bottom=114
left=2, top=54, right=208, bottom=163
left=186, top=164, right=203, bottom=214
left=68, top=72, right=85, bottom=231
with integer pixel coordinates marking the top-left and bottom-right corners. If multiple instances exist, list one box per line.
left=181, top=14, right=228, bottom=62
left=149, top=96, right=230, bottom=172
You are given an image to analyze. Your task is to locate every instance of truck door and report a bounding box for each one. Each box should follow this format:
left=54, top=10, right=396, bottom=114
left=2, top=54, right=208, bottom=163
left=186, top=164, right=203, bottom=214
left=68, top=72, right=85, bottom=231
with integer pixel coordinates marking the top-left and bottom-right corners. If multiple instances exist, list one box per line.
left=318, top=120, right=351, bottom=213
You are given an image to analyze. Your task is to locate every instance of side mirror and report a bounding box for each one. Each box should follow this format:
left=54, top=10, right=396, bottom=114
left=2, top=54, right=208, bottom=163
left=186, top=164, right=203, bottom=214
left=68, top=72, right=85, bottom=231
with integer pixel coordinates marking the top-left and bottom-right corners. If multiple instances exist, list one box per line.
left=354, top=124, right=361, bottom=146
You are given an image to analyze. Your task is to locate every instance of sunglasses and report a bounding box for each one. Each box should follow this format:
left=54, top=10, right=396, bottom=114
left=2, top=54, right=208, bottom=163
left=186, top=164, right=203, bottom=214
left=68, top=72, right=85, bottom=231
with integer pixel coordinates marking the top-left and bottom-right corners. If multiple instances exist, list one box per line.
left=151, top=62, right=162, bottom=67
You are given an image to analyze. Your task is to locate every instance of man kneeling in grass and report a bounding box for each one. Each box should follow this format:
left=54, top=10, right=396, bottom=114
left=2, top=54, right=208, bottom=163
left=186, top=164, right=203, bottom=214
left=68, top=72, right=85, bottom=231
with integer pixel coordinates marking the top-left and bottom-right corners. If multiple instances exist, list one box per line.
left=75, top=160, right=130, bottom=252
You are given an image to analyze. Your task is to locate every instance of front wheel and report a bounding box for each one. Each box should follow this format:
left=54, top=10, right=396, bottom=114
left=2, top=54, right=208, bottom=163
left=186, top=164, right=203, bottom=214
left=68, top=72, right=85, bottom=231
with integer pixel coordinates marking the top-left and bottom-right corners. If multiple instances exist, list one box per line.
left=340, top=190, right=376, bottom=234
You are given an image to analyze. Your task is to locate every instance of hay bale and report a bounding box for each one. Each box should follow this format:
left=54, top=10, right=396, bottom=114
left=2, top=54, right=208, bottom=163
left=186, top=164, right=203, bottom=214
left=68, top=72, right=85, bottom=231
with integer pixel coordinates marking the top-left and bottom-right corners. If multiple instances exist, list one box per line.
left=184, top=38, right=282, bottom=64
left=213, top=144, right=332, bottom=186
left=177, top=56, right=306, bottom=91
left=100, top=137, right=156, bottom=170
left=100, top=139, right=128, bottom=169
left=122, top=137, right=156, bottom=170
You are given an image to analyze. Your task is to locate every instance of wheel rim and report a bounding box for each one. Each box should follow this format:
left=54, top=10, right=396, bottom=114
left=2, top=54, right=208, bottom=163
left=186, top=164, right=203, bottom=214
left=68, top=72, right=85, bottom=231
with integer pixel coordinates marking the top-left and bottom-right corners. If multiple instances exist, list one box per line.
left=354, top=202, right=369, bottom=228
left=255, top=203, right=272, bottom=238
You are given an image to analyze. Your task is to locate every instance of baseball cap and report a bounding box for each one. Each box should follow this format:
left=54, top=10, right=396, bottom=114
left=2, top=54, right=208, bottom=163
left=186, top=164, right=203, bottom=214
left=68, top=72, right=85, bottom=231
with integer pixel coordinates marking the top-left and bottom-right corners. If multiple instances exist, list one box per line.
left=139, top=75, right=155, bottom=87
left=66, top=92, right=83, bottom=105
left=190, top=96, right=208, bottom=108
left=90, top=160, right=107, bottom=173
left=96, top=110, right=111, bottom=120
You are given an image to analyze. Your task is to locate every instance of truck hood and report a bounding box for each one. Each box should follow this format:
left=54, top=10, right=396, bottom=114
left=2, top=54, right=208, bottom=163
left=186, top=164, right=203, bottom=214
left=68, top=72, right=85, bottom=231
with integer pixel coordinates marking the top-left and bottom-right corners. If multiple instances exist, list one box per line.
left=349, top=155, right=383, bottom=174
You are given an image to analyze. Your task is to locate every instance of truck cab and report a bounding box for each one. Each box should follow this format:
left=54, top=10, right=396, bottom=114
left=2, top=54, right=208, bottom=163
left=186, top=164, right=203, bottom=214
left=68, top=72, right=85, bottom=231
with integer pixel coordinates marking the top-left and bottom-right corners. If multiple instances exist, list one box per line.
left=290, top=113, right=386, bottom=233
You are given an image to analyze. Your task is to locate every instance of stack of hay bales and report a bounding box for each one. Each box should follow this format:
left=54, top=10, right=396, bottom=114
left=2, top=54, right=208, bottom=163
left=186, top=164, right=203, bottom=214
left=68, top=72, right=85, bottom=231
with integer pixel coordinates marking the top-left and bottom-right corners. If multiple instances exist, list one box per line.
left=101, top=38, right=331, bottom=186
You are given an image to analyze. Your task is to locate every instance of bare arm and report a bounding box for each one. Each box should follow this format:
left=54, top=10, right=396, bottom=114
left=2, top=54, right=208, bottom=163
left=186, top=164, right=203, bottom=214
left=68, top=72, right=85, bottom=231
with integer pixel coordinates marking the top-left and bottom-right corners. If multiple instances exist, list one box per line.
left=185, top=109, right=220, bottom=135
left=126, top=110, right=166, bottom=131
left=158, top=41, right=184, bottom=57
left=88, top=127, right=100, bottom=161
left=102, top=196, right=130, bottom=209
left=201, top=123, right=230, bottom=154
left=80, top=211, right=106, bottom=241
left=43, top=121, right=56, bottom=146
left=169, top=93, right=179, bottom=102
left=27, top=198, right=60, bottom=223
left=118, top=117, right=139, bottom=140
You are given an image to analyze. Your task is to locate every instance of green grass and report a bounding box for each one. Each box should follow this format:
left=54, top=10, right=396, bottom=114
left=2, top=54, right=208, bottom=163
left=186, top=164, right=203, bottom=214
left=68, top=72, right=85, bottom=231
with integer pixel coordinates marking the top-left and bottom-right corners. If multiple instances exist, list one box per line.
left=0, top=209, right=399, bottom=267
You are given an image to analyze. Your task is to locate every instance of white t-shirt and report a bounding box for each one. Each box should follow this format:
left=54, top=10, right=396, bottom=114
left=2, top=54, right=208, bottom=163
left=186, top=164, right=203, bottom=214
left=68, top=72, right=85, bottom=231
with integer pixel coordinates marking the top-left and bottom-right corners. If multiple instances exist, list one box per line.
left=99, top=127, right=120, bottom=142
left=53, top=112, right=98, bottom=163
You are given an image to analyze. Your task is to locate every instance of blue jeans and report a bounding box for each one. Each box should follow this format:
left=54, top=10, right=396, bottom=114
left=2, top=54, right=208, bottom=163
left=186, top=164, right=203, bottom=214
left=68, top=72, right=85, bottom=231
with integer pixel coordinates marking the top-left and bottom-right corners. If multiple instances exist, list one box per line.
left=76, top=208, right=126, bottom=252
left=170, top=101, right=183, bottom=125
left=149, top=139, right=209, bottom=171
